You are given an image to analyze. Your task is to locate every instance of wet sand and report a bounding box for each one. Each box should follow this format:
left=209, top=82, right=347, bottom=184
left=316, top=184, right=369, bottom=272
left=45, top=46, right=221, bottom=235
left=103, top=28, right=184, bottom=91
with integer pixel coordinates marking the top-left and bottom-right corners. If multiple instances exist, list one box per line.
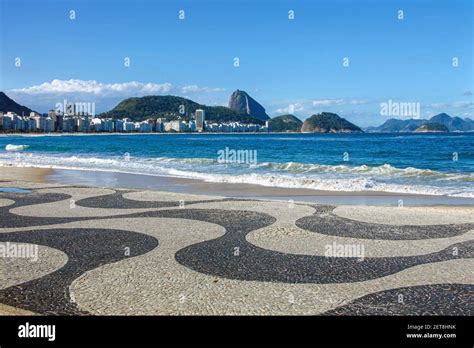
left=0, top=166, right=52, bottom=183
left=1, top=165, right=473, bottom=206
left=47, top=168, right=474, bottom=206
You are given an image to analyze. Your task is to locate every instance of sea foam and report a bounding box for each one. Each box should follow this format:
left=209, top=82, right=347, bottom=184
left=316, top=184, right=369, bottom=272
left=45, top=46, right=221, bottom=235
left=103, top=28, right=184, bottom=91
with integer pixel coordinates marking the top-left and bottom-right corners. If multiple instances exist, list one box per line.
left=5, top=144, right=30, bottom=152
left=0, top=152, right=472, bottom=198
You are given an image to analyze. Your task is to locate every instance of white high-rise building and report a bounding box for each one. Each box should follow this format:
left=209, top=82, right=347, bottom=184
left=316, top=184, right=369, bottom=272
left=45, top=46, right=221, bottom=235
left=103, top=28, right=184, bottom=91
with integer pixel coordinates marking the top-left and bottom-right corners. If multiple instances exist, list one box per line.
left=195, top=109, right=205, bottom=132
left=123, top=121, right=135, bottom=132
left=265, top=120, right=272, bottom=132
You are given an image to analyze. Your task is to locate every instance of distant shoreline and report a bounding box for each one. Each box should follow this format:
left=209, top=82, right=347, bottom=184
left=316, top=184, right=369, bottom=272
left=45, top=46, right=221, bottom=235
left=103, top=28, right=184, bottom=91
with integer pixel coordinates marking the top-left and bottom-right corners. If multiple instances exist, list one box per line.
left=0, top=131, right=304, bottom=137
left=1, top=131, right=472, bottom=137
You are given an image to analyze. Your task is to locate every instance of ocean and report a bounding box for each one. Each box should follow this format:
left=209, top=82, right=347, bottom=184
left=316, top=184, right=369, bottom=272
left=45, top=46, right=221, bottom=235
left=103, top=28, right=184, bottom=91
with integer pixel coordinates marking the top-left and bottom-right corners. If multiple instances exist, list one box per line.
left=0, top=133, right=473, bottom=198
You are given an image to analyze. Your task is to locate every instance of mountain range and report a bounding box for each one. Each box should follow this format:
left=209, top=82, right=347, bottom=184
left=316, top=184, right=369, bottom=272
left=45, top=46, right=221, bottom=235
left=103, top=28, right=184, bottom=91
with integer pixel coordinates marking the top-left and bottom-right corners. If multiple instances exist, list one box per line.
left=98, top=94, right=263, bottom=124
left=98, top=89, right=273, bottom=124
left=365, top=113, right=474, bottom=132
left=1, top=91, right=472, bottom=133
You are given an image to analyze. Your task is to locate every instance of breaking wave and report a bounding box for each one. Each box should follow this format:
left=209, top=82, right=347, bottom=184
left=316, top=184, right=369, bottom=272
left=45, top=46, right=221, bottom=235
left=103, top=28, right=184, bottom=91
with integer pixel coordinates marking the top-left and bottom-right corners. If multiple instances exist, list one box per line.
left=5, top=144, right=30, bottom=152
left=0, top=152, right=473, bottom=198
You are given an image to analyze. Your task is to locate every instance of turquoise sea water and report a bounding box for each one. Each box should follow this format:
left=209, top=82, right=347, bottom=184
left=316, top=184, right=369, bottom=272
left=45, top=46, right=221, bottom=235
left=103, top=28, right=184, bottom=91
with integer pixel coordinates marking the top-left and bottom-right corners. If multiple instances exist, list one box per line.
left=0, top=133, right=473, bottom=197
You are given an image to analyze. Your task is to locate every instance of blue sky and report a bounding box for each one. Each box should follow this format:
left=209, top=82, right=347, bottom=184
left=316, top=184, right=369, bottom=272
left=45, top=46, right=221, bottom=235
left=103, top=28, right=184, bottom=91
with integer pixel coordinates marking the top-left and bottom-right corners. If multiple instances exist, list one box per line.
left=0, top=0, right=472, bottom=126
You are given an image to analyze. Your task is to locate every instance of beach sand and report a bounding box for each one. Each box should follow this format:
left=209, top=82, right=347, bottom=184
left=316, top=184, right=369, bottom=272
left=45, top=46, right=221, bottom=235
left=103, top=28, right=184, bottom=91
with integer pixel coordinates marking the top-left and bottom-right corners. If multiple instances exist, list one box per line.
left=0, top=166, right=52, bottom=183
left=0, top=166, right=473, bottom=315
left=0, top=303, right=36, bottom=316
left=2, top=165, right=473, bottom=205
left=45, top=167, right=474, bottom=206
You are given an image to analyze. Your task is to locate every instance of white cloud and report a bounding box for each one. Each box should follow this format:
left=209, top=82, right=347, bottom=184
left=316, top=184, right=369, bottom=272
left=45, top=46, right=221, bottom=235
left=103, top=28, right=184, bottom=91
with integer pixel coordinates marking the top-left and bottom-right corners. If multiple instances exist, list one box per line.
left=275, top=102, right=305, bottom=114
left=427, top=102, right=448, bottom=109
left=311, top=99, right=368, bottom=106
left=11, top=79, right=174, bottom=96
left=452, top=101, right=473, bottom=108
left=427, top=101, right=473, bottom=109
left=7, top=79, right=226, bottom=113
left=180, top=85, right=226, bottom=94
left=312, top=99, right=345, bottom=106
left=349, top=99, right=368, bottom=105
left=10, top=79, right=225, bottom=98
left=273, top=98, right=368, bottom=115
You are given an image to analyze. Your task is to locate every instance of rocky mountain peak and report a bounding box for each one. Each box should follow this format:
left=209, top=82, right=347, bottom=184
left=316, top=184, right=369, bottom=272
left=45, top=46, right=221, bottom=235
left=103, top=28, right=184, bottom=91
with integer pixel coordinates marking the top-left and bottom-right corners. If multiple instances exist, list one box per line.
left=228, top=90, right=270, bottom=121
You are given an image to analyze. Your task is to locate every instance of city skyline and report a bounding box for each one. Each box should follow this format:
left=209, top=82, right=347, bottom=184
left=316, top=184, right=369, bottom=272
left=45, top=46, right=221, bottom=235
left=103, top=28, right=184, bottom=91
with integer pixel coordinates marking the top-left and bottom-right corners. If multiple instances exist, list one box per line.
left=0, top=0, right=473, bottom=126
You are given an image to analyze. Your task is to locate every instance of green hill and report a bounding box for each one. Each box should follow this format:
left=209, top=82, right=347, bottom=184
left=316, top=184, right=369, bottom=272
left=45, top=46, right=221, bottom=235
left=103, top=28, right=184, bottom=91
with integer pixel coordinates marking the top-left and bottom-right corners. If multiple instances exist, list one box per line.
left=301, top=112, right=362, bottom=133
left=99, top=95, right=263, bottom=124
left=365, top=118, right=424, bottom=133
left=0, top=92, right=35, bottom=116
left=429, top=113, right=473, bottom=132
left=415, top=122, right=449, bottom=132
left=271, top=114, right=303, bottom=132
